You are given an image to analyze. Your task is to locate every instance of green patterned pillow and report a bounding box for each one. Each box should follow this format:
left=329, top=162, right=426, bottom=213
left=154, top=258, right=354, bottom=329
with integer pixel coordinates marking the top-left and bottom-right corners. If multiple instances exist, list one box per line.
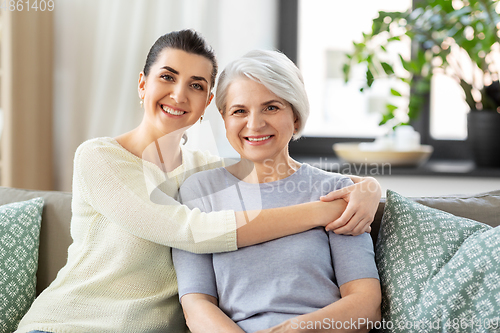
left=0, top=198, right=44, bottom=333
left=376, top=190, right=500, bottom=333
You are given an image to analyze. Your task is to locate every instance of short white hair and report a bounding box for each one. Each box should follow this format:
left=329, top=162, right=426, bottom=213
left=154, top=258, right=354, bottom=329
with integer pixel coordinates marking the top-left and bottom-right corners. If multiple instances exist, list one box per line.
left=215, top=50, right=309, bottom=140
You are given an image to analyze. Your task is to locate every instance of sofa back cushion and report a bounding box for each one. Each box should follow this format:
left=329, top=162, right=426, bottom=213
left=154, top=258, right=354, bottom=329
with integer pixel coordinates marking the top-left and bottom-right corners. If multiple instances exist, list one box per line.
left=0, top=187, right=72, bottom=295
left=370, top=189, right=500, bottom=245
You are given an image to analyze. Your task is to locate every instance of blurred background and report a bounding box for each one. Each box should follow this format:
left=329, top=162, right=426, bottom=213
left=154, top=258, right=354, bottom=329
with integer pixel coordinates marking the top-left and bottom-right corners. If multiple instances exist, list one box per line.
left=1, top=0, right=500, bottom=196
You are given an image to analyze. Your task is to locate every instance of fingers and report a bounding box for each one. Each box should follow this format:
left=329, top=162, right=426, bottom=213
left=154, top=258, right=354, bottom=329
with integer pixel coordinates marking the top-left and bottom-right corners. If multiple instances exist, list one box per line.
left=331, top=214, right=373, bottom=236
left=325, top=207, right=355, bottom=231
left=320, top=186, right=352, bottom=202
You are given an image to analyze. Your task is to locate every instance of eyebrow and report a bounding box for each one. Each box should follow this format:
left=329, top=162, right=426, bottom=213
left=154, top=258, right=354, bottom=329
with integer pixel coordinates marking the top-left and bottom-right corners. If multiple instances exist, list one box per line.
left=228, top=100, right=285, bottom=110
left=262, top=100, right=285, bottom=106
left=160, top=66, right=209, bottom=84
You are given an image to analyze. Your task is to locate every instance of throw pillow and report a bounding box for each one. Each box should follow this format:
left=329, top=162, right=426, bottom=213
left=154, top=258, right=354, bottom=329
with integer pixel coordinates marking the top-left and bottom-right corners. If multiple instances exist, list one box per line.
left=0, top=198, right=44, bottom=333
left=376, top=190, right=500, bottom=333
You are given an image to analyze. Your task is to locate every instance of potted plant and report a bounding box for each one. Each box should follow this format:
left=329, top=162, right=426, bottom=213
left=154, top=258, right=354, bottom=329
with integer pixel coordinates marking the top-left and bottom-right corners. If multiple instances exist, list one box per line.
left=343, top=0, right=500, bottom=167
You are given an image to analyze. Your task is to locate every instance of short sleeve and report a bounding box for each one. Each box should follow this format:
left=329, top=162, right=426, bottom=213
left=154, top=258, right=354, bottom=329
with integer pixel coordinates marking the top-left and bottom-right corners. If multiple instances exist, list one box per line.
left=329, top=232, right=379, bottom=286
left=335, top=176, right=354, bottom=191
left=172, top=249, right=218, bottom=300
left=173, top=173, right=219, bottom=300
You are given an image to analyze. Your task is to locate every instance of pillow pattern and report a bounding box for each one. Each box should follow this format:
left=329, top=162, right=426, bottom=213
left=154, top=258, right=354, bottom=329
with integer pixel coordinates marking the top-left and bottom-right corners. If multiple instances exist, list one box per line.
left=0, top=198, right=44, bottom=333
left=376, top=190, right=500, bottom=333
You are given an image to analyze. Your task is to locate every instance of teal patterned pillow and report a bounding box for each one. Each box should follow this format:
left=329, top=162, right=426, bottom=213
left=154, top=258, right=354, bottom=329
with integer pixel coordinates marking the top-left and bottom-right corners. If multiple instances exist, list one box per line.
left=376, top=190, right=500, bottom=333
left=0, top=198, right=44, bottom=333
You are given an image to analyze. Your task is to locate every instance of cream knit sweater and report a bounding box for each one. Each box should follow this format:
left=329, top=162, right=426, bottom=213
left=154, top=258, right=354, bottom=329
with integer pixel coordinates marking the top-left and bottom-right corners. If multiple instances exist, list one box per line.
left=16, top=137, right=237, bottom=333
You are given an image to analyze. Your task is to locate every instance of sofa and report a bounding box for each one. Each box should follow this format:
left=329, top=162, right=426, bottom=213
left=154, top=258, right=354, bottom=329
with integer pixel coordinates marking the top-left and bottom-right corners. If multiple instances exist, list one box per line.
left=1, top=186, right=499, bottom=331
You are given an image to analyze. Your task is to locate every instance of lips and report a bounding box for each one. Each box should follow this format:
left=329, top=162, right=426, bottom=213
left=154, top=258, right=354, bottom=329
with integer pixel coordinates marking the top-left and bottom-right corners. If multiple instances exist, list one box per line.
left=161, top=104, right=186, bottom=116
left=246, top=135, right=272, bottom=142
left=244, top=135, right=274, bottom=145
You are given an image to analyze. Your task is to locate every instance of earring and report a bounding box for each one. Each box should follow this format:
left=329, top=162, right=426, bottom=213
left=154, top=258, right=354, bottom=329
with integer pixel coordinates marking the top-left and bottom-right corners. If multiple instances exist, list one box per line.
left=200, top=115, right=204, bottom=123
left=140, top=100, right=143, bottom=108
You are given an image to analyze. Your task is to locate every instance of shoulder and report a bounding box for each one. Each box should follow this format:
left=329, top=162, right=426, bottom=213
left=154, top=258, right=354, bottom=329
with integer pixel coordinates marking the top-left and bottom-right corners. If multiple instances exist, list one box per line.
left=181, top=147, right=224, bottom=171
left=182, top=147, right=223, bottom=165
left=75, top=137, right=123, bottom=157
left=299, top=163, right=353, bottom=188
left=74, top=137, right=136, bottom=170
left=179, top=167, right=227, bottom=204
left=181, top=167, right=226, bottom=191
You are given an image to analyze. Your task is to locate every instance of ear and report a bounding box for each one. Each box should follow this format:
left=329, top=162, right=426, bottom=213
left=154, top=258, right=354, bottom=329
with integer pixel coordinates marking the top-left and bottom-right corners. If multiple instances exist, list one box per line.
left=294, top=115, right=301, bottom=133
left=138, top=72, right=146, bottom=99
left=206, top=93, right=214, bottom=107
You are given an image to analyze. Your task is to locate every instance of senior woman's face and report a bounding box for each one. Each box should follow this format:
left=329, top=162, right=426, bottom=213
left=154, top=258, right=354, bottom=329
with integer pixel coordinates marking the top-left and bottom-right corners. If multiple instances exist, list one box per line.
left=222, top=77, right=298, bottom=164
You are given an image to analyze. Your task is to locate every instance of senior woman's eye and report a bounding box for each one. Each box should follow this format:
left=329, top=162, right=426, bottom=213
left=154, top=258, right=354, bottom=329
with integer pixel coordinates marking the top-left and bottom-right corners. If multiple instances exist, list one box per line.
left=266, top=105, right=279, bottom=112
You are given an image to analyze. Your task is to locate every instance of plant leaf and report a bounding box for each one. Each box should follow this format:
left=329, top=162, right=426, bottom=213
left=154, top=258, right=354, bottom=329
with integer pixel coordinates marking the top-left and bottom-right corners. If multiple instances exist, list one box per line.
left=391, top=88, right=402, bottom=97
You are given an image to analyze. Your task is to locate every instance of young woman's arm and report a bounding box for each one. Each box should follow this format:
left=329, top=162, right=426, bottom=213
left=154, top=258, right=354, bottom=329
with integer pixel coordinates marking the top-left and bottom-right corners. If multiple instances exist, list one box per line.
left=321, top=176, right=381, bottom=235
left=76, top=141, right=349, bottom=252
left=180, top=294, right=245, bottom=333
left=256, top=278, right=381, bottom=333
left=235, top=199, right=347, bottom=248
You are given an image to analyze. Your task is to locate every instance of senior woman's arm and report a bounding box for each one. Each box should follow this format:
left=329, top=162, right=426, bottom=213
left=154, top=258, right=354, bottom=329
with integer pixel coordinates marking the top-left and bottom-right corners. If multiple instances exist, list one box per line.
left=321, top=176, right=381, bottom=235
left=181, top=294, right=245, bottom=333
left=256, top=278, right=381, bottom=333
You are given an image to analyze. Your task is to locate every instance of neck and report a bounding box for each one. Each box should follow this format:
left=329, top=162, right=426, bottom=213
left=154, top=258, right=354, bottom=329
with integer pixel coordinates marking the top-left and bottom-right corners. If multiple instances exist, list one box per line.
left=227, top=155, right=301, bottom=184
left=116, top=121, right=184, bottom=172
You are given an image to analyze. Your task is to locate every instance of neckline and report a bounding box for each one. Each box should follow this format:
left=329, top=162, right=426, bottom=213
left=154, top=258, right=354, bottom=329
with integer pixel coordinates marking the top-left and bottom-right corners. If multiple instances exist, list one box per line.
left=222, top=163, right=305, bottom=186
left=108, top=137, right=186, bottom=175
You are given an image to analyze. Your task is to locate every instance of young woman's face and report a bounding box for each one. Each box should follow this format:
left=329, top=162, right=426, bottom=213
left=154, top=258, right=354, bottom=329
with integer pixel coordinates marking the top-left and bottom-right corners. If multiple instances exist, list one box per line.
left=138, top=48, right=213, bottom=136
left=222, top=77, right=298, bottom=164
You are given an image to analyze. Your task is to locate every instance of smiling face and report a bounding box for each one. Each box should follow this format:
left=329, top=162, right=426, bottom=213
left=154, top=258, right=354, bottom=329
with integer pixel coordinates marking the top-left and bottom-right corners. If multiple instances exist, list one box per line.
left=138, top=48, right=214, bottom=138
left=222, top=77, right=299, bottom=165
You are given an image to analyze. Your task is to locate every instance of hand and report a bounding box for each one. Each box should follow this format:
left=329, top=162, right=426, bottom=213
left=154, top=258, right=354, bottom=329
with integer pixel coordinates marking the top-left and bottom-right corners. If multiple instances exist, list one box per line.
left=321, top=176, right=381, bottom=235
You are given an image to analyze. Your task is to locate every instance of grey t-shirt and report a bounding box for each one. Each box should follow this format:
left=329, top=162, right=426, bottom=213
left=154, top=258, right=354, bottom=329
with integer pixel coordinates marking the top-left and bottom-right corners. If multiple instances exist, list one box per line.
left=172, top=164, right=379, bottom=332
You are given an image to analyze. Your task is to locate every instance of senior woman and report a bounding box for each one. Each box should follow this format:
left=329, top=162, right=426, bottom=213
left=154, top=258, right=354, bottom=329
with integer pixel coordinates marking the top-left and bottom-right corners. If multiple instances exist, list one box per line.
left=172, top=50, right=381, bottom=333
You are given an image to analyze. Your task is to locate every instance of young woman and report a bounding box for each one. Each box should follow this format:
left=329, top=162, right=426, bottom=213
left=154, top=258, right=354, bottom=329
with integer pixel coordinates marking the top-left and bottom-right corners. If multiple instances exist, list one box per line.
left=17, top=30, right=381, bottom=333
left=172, top=50, right=381, bottom=332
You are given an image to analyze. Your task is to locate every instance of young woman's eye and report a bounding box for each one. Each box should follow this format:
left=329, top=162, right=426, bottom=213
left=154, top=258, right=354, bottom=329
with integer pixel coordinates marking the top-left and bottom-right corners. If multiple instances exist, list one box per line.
left=161, top=74, right=174, bottom=81
left=192, top=83, right=204, bottom=91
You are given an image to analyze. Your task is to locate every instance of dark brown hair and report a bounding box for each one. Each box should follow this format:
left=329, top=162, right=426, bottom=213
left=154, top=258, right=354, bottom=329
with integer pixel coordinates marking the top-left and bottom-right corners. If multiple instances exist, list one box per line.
left=143, top=29, right=218, bottom=89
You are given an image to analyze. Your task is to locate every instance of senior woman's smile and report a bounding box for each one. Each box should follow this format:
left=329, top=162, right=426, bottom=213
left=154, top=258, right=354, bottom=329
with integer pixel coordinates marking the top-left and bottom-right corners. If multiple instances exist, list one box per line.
left=222, top=77, right=298, bottom=165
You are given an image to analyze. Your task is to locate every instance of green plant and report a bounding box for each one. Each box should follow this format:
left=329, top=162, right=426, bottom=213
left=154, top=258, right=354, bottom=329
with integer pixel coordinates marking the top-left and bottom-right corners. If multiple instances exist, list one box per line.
left=343, top=0, right=500, bottom=127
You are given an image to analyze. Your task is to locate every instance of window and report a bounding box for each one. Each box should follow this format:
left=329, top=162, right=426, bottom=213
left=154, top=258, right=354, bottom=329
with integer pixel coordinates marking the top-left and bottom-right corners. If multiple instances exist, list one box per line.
left=279, top=0, right=472, bottom=160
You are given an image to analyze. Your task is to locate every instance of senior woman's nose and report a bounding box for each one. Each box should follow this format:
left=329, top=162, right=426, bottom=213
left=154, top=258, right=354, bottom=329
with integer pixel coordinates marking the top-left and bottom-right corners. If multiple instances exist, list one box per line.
left=246, top=111, right=266, bottom=130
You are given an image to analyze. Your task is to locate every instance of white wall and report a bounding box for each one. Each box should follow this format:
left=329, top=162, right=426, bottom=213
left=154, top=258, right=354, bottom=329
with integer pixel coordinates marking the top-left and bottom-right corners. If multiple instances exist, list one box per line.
left=53, top=0, right=278, bottom=191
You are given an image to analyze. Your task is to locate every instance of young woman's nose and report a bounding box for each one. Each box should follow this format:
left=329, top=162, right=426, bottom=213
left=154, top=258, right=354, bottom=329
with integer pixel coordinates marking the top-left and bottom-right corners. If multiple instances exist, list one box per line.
left=246, top=111, right=266, bottom=130
left=170, top=84, right=188, bottom=103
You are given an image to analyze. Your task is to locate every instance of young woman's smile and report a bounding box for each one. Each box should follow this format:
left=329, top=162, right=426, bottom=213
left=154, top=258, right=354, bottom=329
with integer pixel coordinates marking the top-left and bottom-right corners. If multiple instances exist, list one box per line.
left=138, top=48, right=214, bottom=137
left=222, top=78, right=298, bottom=165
